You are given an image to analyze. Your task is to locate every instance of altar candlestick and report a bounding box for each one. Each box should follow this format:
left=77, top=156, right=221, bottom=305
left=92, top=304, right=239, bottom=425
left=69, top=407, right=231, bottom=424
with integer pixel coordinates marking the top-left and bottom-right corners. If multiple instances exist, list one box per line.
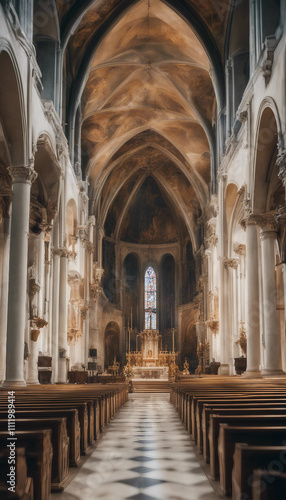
left=172, top=328, right=175, bottom=353
left=171, top=308, right=173, bottom=329
left=136, top=335, right=138, bottom=351
left=131, top=307, right=133, bottom=329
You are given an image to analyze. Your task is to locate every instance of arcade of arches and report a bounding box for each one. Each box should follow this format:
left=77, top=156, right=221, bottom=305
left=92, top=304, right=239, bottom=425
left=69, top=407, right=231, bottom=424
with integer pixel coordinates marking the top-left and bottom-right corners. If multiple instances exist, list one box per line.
left=0, top=0, right=286, bottom=386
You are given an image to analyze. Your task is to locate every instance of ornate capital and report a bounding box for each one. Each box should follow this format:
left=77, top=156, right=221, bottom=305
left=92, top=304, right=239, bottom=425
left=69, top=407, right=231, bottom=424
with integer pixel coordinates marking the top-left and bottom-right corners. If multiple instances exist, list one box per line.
left=233, top=242, right=246, bottom=256
left=255, top=214, right=279, bottom=240
left=223, top=258, right=239, bottom=269
left=8, top=165, right=37, bottom=184
left=52, top=246, right=69, bottom=258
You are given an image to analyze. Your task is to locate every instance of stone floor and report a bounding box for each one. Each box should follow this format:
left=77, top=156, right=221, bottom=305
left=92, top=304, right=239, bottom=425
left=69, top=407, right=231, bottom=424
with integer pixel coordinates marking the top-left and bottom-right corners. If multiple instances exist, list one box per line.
left=52, top=393, right=218, bottom=500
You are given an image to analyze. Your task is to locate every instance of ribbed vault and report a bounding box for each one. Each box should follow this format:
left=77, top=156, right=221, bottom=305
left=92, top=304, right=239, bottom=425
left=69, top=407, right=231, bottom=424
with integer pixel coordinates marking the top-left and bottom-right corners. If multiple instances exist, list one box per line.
left=59, top=0, right=230, bottom=249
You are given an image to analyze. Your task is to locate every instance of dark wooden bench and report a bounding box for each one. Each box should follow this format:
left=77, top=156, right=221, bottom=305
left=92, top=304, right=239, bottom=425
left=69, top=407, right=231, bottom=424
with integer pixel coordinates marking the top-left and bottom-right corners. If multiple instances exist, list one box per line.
left=209, top=414, right=286, bottom=479
left=202, top=404, right=286, bottom=462
left=232, top=444, right=286, bottom=500
left=217, top=425, right=286, bottom=496
left=6, top=400, right=89, bottom=454
left=0, top=430, right=52, bottom=500
left=0, top=415, right=69, bottom=491
left=0, top=447, right=33, bottom=500
left=0, top=406, right=80, bottom=466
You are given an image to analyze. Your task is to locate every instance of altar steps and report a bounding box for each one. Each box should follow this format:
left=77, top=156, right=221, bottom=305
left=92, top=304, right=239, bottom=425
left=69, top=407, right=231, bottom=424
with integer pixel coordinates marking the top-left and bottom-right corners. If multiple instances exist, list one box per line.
left=132, top=380, right=171, bottom=393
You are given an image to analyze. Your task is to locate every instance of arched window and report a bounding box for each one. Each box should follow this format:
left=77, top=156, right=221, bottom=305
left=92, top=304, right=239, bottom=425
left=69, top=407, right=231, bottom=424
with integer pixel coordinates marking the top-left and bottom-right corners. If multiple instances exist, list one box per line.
left=144, top=266, right=157, bottom=329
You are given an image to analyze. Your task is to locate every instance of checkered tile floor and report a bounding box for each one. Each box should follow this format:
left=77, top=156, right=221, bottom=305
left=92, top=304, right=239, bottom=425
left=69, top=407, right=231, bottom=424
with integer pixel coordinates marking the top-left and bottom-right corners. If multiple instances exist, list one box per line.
left=52, top=393, right=217, bottom=500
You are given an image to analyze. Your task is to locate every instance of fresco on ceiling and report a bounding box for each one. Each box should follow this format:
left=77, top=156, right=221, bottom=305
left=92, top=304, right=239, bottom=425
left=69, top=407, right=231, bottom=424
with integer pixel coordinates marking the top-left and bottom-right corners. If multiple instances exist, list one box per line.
left=157, top=162, right=201, bottom=217
left=120, top=176, right=179, bottom=244
left=104, top=169, right=142, bottom=237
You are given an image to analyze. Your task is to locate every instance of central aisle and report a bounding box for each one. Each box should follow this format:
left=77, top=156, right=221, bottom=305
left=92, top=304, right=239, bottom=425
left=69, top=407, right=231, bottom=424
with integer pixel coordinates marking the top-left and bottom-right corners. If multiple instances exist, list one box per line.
left=54, top=393, right=218, bottom=500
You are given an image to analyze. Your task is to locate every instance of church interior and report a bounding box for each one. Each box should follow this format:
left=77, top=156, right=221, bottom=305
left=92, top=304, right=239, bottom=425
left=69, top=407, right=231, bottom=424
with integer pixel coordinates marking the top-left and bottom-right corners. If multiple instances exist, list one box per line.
left=0, top=0, right=286, bottom=499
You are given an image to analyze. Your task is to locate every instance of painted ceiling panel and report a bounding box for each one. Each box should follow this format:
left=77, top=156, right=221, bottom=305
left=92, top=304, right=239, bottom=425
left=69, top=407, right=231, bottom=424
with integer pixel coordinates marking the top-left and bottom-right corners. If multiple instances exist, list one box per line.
left=59, top=0, right=227, bottom=247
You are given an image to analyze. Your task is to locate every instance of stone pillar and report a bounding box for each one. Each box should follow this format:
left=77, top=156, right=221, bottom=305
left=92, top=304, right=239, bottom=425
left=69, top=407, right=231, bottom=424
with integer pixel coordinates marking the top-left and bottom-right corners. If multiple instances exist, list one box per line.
left=217, top=173, right=230, bottom=374
left=58, top=247, right=69, bottom=383
left=243, top=221, right=262, bottom=377
left=259, top=216, right=284, bottom=375
left=51, top=218, right=60, bottom=382
left=3, top=164, right=37, bottom=386
left=0, top=216, right=10, bottom=383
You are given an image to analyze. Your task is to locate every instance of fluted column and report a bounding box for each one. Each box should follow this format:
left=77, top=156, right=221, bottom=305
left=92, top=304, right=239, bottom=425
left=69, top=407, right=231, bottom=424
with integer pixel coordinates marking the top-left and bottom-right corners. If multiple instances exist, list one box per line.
left=243, top=220, right=262, bottom=377
left=3, top=164, right=37, bottom=386
left=259, top=215, right=284, bottom=375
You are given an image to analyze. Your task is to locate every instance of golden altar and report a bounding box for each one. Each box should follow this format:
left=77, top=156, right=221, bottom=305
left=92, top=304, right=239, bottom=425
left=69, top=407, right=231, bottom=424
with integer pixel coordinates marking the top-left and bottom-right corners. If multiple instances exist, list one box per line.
left=126, top=329, right=177, bottom=379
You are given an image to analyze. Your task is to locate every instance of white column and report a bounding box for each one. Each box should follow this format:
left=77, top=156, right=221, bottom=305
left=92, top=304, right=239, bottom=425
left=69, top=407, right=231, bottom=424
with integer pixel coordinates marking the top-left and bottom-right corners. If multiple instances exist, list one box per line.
left=218, top=174, right=230, bottom=374
left=243, top=221, right=262, bottom=377
left=0, top=217, right=10, bottom=383
left=259, top=217, right=284, bottom=376
left=58, top=248, right=69, bottom=383
left=3, top=165, right=37, bottom=386
left=51, top=218, right=60, bottom=383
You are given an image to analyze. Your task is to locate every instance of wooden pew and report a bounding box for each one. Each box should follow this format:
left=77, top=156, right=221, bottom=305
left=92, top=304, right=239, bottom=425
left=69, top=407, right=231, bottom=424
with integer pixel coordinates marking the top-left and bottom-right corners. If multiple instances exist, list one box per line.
left=209, top=414, right=286, bottom=479
left=0, top=430, right=52, bottom=500
left=0, top=415, right=69, bottom=491
left=0, top=447, right=33, bottom=500
left=201, top=404, right=286, bottom=461
left=252, top=469, right=286, bottom=499
left=217, top=425, right=286, bottom=496
left=196, top=398, right=286, bottom=450
left=193, top=392, right=286, bottom=441
left=232, top=444, right=286, bottom=500
left=3, top=400, right=89, bottom=454
left=0, top=406, right=79, bottom=466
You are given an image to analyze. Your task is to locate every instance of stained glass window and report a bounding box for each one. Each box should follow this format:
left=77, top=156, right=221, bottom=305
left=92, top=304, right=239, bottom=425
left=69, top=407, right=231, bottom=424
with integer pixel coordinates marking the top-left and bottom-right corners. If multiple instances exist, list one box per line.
left=144, top=266, right=156, bottom=329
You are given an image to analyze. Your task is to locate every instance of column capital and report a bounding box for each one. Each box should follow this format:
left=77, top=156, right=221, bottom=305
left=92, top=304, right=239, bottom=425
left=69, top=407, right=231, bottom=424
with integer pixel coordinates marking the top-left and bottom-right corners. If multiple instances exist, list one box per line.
left=52, top=246, right=69, bottom=258
left=253, top=214, right=279, bottom=240
left=233, top=242, right=246, bottom=256
left=223, top=257, right=240, bottom=269
left=8, top=164, right=37, bottom=185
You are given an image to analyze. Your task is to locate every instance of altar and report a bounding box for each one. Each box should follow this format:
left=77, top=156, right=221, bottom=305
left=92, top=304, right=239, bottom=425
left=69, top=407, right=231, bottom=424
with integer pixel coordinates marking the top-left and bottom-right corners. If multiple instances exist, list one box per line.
left=132, top=366, right=169, bottom=380
left=126, top=329, right=177, bottom=379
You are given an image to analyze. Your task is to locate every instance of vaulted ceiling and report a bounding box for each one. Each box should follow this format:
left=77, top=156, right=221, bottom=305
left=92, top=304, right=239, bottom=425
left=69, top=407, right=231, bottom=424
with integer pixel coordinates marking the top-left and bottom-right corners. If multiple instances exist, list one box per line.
left=59, top=0, right=232, bottom=250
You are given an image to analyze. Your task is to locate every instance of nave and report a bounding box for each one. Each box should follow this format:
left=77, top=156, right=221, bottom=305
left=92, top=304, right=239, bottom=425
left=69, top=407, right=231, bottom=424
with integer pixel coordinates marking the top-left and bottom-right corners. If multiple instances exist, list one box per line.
left=52, top=394, right=217, bottom=500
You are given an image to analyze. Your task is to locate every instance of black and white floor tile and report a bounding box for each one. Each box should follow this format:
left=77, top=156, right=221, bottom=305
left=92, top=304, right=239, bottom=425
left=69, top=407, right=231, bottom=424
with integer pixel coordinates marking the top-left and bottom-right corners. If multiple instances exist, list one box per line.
left=52, top=393, right=218, bottom=500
